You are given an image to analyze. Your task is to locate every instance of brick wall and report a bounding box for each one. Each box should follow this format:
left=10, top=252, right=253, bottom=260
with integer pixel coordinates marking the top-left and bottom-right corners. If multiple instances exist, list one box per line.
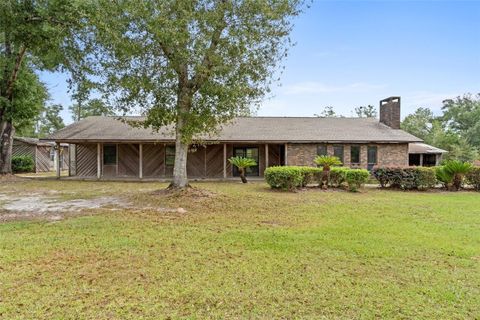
left=286, top=143, right=408, bottom=168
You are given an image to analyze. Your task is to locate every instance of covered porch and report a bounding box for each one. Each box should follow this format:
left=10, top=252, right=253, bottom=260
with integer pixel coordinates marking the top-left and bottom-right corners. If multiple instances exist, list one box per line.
left=55, top=142, right=286, bottom=180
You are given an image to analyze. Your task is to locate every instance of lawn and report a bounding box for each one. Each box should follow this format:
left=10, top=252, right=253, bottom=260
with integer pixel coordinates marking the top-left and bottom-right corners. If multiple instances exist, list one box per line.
left=0, top=179, right=479, bottom=319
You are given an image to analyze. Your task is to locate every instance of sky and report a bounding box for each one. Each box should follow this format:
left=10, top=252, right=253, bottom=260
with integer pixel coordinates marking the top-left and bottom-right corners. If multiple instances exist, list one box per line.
left=39, top=0, right=480, bottom=124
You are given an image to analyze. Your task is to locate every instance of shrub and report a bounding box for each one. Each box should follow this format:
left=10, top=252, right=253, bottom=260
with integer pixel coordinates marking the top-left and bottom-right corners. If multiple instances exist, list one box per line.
left=12, top=155, right=35, bottom=173
left=313, top=155, right=342, bottom=189
left=466, top=167, right=480, bottom=191
left=416, top=167, right=437, bottom=190
left=373, top=167, right=437, bottom=190
left=436, top=166, right=453, bottom=190
left=228, top=156, right=257, bottom=183
left=442, top=160, right=473, bottom=191
left=344, top=169, right=370, bottom=192
left=329, top=167, right=349, bottom=187
left=265, top=166, right=323, bottom=190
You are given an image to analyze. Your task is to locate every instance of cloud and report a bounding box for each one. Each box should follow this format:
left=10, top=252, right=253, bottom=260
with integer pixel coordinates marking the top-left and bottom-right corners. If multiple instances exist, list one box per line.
left=283, top=81, right=387, bottom=95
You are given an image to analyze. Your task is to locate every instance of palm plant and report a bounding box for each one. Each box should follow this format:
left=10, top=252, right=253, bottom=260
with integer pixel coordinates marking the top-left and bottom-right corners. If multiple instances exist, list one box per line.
left=442, top=160, right=473, bottom=191
left=313, top=155, right=342, bottom=189
left=228, top=156, right=257, bottom=183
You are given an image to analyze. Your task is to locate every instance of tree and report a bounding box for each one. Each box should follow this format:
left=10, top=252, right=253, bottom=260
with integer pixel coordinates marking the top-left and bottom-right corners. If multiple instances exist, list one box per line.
left=38, top=104, right=65, bottom=137
left=228, top=156, right=257, bottom=183
left=354, top=104, right=377, bottom=118
left=315, top=106, right=338, bottom=118
left=7, top=61, right=49, bottom=137
left=91, top=0, right=305, bottom=188
left=313, top=155, right=342, bottom=189
left=69, top=98, right=114, bottom=122
left=401, top=106, right=478, bottom=162
left=442, top=93, right=480, bottom=148
left=401, top=107, right=434, bottom=141
left=0, top=0, right=89, bottom=173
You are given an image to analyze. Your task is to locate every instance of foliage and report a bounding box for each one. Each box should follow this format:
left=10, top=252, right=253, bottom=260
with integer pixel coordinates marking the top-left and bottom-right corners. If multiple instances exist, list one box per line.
left=442, top=93, right=480, bottom=148
left=69, top=98, right=114, bottom=122
left=435, top=166, right=453, bottom=190
left=315, top=106, right=340, bottom=118
left=88, top=0, right=305, bottom=187
left=373, top=167, right=437, bottom=190
left=228, top=156, right=257, bottom=183
left=344, top=169, right=370, bottom=192
left=264, top=166, right=321, bottom=191
left=401, top=96, right=480, bottom=162
left=354, top=105, right=377, bottom=118
left=401, top=107, right=434, bottom=141
left=466, top=167, right=480, bottom=191
left=0, top=0, right=92, bottom=173
left=328, top=167, right=349, bottom=187
left=11, top=155, right=34, bottom=173
left=37, top=104, right=65, bottom=137
left=314, top=155, right=342, bottom=168
left=441, top=160, right=473, bottom=191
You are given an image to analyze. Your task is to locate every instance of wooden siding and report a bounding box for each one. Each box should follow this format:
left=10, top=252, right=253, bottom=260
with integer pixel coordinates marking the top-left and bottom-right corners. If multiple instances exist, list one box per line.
left=206, top=144, right=224, bottom=178
left=69, top=144, right=76, bottom=176
left=36, top=146, right=52, bottom=172
left=118, top=144, right=139, bottom=177
left=76, top=144, right=98, bottom=177
left=143, top=144, right=165, bottom=177
left=187, top=146, right=206, bottom=177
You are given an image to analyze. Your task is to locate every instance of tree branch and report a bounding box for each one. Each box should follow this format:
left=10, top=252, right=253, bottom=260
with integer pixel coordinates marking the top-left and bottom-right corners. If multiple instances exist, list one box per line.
left=5, top=46, right=27, bottom=101
left=190, top=10, right=227, bottom=92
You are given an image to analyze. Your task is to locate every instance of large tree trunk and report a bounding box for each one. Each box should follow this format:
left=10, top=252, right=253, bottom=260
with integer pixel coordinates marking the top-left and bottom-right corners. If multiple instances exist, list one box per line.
left=170, top=89, right=191, bottom=189
left=0, top=121, right=15, bottom=174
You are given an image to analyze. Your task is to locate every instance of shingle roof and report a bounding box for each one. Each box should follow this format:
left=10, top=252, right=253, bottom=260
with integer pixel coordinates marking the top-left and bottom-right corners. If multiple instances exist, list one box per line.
left=15, top=136, right=53, bottom=146
left=45, top=116, right=422, bottom=143
left=408, top=142, right=447, bottom=154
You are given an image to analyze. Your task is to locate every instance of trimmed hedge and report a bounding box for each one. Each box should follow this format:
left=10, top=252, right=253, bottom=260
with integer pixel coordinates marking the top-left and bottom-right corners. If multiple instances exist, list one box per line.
left=372, top=167, right=437, bottom=190
left=466, top=167, right=480, bottom=191
left=265, top=166, right=369, bottom=192
left=12, top=155, right=35, bottom=173
left=264, top=166, right=322, bottom=190
left=345, top=169, right=370, bottom=192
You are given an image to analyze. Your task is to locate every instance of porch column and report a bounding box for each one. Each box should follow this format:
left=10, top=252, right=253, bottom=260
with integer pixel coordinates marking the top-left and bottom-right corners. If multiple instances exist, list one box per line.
left=265, top=144, right=269, bottom=168
left=420, top=154, right=424, bottom=167
left=56, top=142, right=61, bottom=179
left=97, top=143, right=101, bottom=179
left=68, top=144, right=71, bottom=177
left=223, top=143, right=227, bottom=179
left=284, top=143, right=288, bottom=165
left=139, top=143, right=143, bottom=179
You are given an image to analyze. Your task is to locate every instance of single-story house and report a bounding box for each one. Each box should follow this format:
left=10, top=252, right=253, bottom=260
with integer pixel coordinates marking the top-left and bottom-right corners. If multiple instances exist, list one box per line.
left=408, top=142, right=447, bottom=166
left=45, top=96, right=423, bottom=179
left=13, top=137, right=69, bottom=173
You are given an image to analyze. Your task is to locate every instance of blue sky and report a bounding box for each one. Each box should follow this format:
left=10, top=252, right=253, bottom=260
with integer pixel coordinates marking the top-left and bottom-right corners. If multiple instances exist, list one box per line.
left=40, top=0, right=480, bottom=124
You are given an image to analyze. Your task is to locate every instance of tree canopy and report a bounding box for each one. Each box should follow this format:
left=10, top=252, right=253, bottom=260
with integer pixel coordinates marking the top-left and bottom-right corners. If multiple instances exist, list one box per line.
left=88, top=0, right=305, bottom=187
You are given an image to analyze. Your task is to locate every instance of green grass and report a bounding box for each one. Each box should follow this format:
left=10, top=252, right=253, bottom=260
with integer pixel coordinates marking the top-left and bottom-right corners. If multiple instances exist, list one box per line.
left=0, top=180, right=479, bottom=319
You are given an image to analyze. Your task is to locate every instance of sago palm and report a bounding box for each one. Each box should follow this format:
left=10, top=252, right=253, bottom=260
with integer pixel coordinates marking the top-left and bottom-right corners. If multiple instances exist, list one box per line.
left=443, top=160, right=473, bottom=191
left=228, top=156, right=257, bottom=183
left=313, top=155, right=342, bottom=189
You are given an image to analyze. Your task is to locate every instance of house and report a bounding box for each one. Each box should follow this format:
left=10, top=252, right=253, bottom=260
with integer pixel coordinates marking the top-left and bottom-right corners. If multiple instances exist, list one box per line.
left=13, top=137, right=69, bottom=173
left=408, top=143, right=447, bottom=166
left=45, top=96, right=422, bottom=179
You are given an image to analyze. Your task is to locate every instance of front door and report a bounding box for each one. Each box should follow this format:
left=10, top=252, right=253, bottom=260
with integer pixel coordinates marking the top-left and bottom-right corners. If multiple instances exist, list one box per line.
left=233, top=147, right=259, bottom=176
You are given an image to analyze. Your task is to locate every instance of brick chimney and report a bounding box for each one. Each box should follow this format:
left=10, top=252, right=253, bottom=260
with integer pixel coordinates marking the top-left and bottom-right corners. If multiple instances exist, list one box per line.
left=379, top=96, right=401, bottom=129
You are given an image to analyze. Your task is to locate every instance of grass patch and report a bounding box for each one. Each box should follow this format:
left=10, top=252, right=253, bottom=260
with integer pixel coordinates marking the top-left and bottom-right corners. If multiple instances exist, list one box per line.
left=0, top=180, right=479, bottom=319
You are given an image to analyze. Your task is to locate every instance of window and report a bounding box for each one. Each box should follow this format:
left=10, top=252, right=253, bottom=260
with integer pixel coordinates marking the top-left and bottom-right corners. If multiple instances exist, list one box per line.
left=165, top=146, right=175, bottom=167
left=103, top=145, right=117, bottom=165
left=350, top=145, right=360, bottom=164
left=333, top=145, right=344, bottom=164
left=367, top=146, right=377, bottom=164
left=317, top=145, right=327, bottom=156
left=233, top=147, right=259, bottom=176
